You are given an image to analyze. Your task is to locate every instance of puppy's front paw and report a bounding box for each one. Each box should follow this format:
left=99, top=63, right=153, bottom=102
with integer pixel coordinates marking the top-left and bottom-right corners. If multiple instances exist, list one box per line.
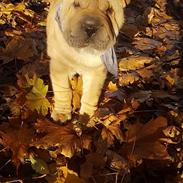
left=51, top=109, right=71, bottom=123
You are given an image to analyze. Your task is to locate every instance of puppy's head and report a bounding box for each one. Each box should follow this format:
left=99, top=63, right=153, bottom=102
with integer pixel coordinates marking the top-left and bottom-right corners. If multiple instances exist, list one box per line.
left=58, top=0, right=124, bottom=53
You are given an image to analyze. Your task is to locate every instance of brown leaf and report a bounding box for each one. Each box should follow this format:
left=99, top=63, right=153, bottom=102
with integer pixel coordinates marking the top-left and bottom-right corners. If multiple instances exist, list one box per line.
left=133, top=37, right=162, bottom=51
left=121, top=116, right=172, bottom=161
left=136, top=116, right=168, bottom=141
left=137, top=67, right=154, bottom=79
left=0, top=36, right=37, bottom=63
left=101, top=117, right=124, bottom=145
left=101, top=127, right=115, bottom=145
left=130, top=90, right=152, bottom=103
left=0, top=121, right=34, bottom=168
left=106, top=150, right=128, bottom=172
left=80, top=153, right=106, bottom=179
left=33, top=120, right=92, bottom=158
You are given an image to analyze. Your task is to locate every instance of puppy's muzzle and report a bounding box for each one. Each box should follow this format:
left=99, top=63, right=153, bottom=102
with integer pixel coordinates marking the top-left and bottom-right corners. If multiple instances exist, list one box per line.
left=81, top=16, right=101, bottom=38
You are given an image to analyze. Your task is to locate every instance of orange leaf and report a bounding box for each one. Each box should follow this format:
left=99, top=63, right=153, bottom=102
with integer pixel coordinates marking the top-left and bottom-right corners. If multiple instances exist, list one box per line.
left=33, top=120, right=92, bottom=158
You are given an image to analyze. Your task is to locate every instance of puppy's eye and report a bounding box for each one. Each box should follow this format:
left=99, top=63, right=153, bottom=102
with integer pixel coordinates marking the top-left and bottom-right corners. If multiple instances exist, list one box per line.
left=73, top=2, right=80, bottom=8
left=106, top=7, right=113, bottom=14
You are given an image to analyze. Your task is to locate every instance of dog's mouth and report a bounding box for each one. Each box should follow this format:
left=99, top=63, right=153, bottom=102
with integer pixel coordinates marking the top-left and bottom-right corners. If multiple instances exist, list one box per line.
left=63, top=14, right=115, bottom=51
left=67, top=34, right=111, bottom=51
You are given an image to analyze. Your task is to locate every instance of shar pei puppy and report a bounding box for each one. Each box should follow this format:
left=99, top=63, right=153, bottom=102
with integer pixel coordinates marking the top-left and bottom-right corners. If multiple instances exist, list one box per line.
left=47, top=0, right=124, bottom=124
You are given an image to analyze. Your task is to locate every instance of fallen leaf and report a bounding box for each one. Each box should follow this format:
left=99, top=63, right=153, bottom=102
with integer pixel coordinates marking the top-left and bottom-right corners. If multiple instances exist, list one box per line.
left=121, top=116, right=172, bottom=161
left=56, top=166, right=85, bottom=183
left=80, top=153, right=106, bottom=179
left=137, top=67, right=154, bottom=79
left=164, top=74, right=175, bottom=87
left=0, top=36, right=37, bottom=64
left=106, top=150, right=128, bottom=172
left=107, top=81, right=118, bottom=92
left=29, top=153, right=49, bottom=175
left=20, top=74, right=50, bottom=116
left=119, top=55, right=154, bottom=72
left=0, top=121, right=34, bottom=168
left=130, top=90, right=152, bottom=103
left=119, top=73, right=139, bottom=86
left=133, top=37, right=162, bottom=51
left=70, top=75, right=82, bottom=111
left=101, top=115, right=124, bottom=145
left=33, top=120, right=91, bottom=158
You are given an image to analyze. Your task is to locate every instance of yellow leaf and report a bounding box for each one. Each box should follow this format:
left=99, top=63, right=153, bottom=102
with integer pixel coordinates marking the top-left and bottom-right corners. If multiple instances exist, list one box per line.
left=164, top=75, right=175, bottom=86
left=72, top=91, right=81, bottom=111
left=119, top=73, right=139, bottom=86
left=56, top=166, right=85, bottom=183
left=70, top=75, right=82, bottom=111
left=25, top=75, right=50, bottom=116
left=0, top=19, right=5, bottom=25
left=0, top=3, right=14, bottom=14
left=119, top=56, right=154, bottom=71
left=25, top=97, right=50, bottom=116
left=107, top=81, right=118, bottom=92
left=15, top=3, right=26, bottom=11
left=19, top=74, right=51, bottom=116
left=29, top=154, right=49, bottom=175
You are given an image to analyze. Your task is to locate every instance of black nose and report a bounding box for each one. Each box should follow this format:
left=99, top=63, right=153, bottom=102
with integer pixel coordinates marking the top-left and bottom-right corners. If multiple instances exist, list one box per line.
left=82, top=17, right=99, bottom=37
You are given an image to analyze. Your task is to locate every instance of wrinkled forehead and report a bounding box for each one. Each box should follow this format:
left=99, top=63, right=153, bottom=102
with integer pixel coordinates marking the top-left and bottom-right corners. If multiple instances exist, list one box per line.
left=62, top=0, right=122, bottom=10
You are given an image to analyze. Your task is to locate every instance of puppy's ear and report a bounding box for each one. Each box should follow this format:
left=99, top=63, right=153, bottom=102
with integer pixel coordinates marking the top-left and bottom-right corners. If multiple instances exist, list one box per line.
left=121, top=0, right=131, bottom=8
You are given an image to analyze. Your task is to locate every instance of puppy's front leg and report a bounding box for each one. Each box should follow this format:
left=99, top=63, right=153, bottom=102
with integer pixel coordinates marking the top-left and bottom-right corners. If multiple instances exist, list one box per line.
left=80, top=69, right=107, bottom=117
left=50, top=62, right=72, bottom=122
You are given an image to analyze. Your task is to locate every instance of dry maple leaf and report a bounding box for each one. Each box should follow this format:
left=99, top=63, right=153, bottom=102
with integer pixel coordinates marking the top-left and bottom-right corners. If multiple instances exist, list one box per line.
left=56, top=166, right=85, bottom=183
left=33, top=120, right=92, bottom=158
left=107, top=81, right=118, bottom=92
left=0, top=2, right=34, bottom=27
left=0, top=121, right=34, bottom=168
left=8, top=74, right=50, bottom=119
left=19, top=74, right=51, bottom=116
left=121, top=116, right=172, bottom=162
left=106, top=150, right=129, bottom=172
left=133, top=37, right=163, bottom=51
left=119, top=72, right=139, bottom=86
left=80, top=153, right=106, bottom=179
left=101, top=115, right=124, bottom=145
left=0, top=36, right=37, bottom=64
left=119, top=55, right=154, bottom=72
left=70, top=75, right=82, bottom=111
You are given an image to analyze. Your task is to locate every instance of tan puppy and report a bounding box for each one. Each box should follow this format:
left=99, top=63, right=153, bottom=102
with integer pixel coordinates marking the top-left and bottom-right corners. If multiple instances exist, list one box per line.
left=47, top=0, right=124, bottom=122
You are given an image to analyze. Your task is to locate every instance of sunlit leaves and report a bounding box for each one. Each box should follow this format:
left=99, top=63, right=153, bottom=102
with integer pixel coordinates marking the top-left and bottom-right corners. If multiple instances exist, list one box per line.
left=33, top=120, right=91, bottom=158
left=9, top=74, right=51, bottom=118
left=0, top=0, right=183, bottom=182
left=0, top=2, right=34, bottom=27
left=57, top=166, right=85, bottom=183
left=24, top=74, right=50, bottom=116
left=70, top=75, right=82, bottom=111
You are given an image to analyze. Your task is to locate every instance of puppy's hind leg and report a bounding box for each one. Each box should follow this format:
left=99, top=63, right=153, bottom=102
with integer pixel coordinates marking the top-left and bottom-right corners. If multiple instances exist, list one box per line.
left=50, top=62, right=72, bottom=123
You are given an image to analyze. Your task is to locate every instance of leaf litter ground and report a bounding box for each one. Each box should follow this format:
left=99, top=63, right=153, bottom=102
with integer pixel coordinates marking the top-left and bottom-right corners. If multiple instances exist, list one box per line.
left=0, top=0, right=182, bottom=183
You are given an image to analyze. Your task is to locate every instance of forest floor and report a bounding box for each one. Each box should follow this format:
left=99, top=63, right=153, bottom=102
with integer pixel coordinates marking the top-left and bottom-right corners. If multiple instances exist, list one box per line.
left=0, top=0, right=182, bottom=183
